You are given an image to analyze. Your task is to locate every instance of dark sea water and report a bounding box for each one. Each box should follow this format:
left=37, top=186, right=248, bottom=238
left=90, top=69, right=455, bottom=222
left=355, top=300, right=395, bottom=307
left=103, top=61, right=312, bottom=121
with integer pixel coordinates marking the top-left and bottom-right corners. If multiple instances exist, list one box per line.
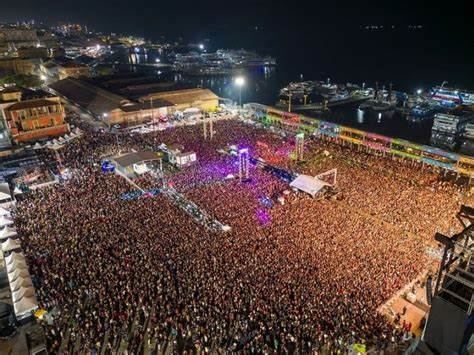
left=110, top=27, right=473, bottom=146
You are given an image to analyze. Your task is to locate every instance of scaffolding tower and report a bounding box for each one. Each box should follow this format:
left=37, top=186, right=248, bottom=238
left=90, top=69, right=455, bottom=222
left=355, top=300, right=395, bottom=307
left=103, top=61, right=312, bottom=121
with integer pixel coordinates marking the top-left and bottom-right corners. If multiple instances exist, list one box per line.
left=203, top=118, right=214, bottom=140
left=238, top=148, right=250, bottom=180
left=414, top=205, right=474, bottom=354
left=295, top=132, right=305, bottom=161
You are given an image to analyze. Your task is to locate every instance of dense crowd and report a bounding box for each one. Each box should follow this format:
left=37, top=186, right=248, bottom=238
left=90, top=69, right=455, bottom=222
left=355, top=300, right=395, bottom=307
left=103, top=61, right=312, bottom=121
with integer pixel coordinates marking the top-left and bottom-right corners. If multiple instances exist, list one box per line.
left=15, top=119, right=472, bottom=353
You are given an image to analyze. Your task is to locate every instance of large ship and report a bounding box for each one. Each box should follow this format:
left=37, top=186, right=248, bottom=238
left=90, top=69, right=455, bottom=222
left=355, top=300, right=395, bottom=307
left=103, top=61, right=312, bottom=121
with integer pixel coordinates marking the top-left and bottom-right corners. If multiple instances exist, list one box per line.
left=430, top=112, right=471, bottom=150
left=430, top=85, right=474, bottom=107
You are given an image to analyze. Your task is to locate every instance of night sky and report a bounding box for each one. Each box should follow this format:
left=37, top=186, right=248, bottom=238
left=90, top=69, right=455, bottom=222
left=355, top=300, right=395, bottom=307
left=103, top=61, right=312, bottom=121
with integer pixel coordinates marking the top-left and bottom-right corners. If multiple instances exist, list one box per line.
left=2, top=0, right=473, bottom=86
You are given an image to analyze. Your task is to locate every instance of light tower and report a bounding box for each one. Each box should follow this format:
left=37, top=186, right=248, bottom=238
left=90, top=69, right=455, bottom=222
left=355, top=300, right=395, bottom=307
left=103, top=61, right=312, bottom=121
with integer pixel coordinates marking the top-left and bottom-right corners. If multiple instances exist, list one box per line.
left=234, top=76, right=245, bottom=107
left=203, top=117, right=214, bottom=140
left=295, top=132, right=305, bottom=161
left=238, top=148, right=250, bottom=181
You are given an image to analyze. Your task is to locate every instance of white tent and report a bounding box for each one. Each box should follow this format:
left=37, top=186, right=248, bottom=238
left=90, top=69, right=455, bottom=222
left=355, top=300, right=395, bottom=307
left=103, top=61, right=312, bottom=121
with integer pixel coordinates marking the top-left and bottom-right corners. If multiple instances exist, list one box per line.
left=10, top=275, right=33, bottom=292
left=0, top=215, right=13, bottom=227
left=0, top=182, right=11, bottom=202
left=12, top=285, right=35, bottom=303
left=290, top=175, right=327, bottom=198
left=13, top=186, right=23, bottom=195
left=2, top=238, right=21, bottom=252
left=58, top=137, right=65, bottom=142
left=69, top=132, right=77, bottom=138
left=0, top=226, right=17, bottom=239
left=5, top=251, right=25, bottom=266
left=0, top=206, right=10, bottom=217
left=14, top=295, right=38, bottom=317
left=8, top=267, right=29, bottom=282
left=6, top=258, right=28, bottom=272
left=33, top=142, right=43, bottom=150
left=48, top=143, right=63, bottom=150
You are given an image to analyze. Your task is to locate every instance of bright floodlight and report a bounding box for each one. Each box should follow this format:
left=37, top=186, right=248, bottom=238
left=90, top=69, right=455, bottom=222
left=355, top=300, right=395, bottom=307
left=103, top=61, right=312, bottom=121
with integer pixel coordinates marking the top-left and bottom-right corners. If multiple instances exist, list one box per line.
left=40, top=74, right=47, bottom=81
left=235, top=76, right=245, bottom=87
left=417, top=89, right=422, bottom=95
left=103, top=113, right=108, bottom=118
left=199, top=44, right=204, bottom=50
left=155, top=58, right=160, bottom=63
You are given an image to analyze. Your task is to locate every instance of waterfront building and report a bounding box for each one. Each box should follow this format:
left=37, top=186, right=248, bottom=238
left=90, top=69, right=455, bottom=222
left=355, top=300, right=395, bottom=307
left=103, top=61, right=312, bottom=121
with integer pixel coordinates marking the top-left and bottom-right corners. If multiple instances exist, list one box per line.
left=50, top=74, right=220, bottom=126
left=17, top=46, right=49, bottom=59
left=0, top=89, right=69, bottom=143
left=0, top=58, right=35, bottom=75
left=40, top=58, right=91, bottom=80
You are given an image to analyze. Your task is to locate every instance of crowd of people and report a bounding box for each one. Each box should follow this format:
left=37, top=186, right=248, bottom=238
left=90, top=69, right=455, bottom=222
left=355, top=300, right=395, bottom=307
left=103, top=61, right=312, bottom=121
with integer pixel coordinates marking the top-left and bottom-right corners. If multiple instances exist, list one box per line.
left=14, top=118, right=472, bottom=353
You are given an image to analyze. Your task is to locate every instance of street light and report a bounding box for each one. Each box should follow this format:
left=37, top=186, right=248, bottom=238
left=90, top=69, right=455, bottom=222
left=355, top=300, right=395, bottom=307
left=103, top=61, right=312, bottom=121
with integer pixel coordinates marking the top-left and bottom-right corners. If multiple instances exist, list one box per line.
left=199, top=44, right=204, bottom=50
left=416, top=89, right=423, bottom=95
left=155, top=58, right=160, bottom=63
left=234, top=76, right=245, bottom=107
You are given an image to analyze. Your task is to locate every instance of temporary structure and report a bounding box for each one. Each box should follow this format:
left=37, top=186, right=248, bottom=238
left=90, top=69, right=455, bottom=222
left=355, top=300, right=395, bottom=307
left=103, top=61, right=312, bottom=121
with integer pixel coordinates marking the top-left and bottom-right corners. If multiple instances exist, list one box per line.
left=0, top=226, right=17, bottom=240
left=12, top=286, right=35, bottom=303
left=7, top=267, right=29, bottom=282
left=5, top=251, right=25, bottom=266
left=6, top=258, right=28, bottom=272
left=290, top=175, right=327, bottom=198
left=0, top=215, right=13, bottom=227
left=33, top=142, right=43, bottom=150
left=14, top=295, right=38, bottom=318
left=0, top=206, right=10, bottom=217
left=10, top=275, right=33, bottom=292
left=2, top=238, right=20, bottom=252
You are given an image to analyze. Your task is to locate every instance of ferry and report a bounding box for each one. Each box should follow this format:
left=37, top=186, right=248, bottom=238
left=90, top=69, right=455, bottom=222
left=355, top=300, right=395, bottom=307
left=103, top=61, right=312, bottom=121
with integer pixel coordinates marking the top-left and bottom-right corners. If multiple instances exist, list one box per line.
left=430, top=86, right=474, bottom=107
left=430, top=112, right=471, bottom=150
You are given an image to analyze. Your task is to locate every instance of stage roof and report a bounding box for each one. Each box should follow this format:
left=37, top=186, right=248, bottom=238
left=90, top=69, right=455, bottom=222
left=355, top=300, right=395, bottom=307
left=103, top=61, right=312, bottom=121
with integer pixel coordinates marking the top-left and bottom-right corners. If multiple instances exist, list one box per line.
left=290, top=175, right=326, bottom=197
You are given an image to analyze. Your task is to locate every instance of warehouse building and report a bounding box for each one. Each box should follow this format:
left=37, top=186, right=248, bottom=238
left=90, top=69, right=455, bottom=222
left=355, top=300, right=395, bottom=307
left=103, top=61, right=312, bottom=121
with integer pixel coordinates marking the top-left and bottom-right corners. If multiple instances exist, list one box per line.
left=49, top=73, right=220, bottom=126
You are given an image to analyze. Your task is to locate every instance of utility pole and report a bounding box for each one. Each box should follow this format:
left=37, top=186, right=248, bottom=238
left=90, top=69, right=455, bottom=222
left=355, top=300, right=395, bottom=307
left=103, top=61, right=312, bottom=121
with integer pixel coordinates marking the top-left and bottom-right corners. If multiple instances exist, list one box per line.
left=288, top=92, right=292, bottom=113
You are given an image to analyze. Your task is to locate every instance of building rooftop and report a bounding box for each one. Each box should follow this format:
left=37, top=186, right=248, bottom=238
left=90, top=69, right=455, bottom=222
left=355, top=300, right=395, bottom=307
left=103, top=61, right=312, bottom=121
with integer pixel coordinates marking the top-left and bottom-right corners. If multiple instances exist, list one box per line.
left=50, top=78, right=126, bottom=116
left=5, top=98, right=59, bottom=111
left=147, top=88, right=219, bottom=105
left=112, top=151, right=161, bottom=167
left=87, top=73, right=192, bottom=101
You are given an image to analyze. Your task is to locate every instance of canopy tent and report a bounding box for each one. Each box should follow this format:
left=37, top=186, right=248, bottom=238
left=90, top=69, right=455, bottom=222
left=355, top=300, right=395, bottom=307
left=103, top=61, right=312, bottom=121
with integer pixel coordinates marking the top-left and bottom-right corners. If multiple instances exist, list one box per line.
left=0, top=215, right=13, bottom=227
left=10, top=275, right=33, bottom=292
left=2, top=237, right=20, bottom=252
left=5, top=251, right=25, bottom=266
left=0, top=206, right=11, bottom=216
left=8, top=267, right=29, bottom=282
left=13, top=186, right=23, bottom=195
left=0, top=183, right=11, bottom=201
left=6, top=258, right=28, bottom=272
left=33, top=142, right=43, bottom=150
left=14, top=295, right=38, bottom=318
left=0, top=226, right=17, bottom=240
left=48, top=143, right=63, bottom=150
left=290, top=175, right=327, bottom=198
left=12, top=285, right=35, bottom=303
